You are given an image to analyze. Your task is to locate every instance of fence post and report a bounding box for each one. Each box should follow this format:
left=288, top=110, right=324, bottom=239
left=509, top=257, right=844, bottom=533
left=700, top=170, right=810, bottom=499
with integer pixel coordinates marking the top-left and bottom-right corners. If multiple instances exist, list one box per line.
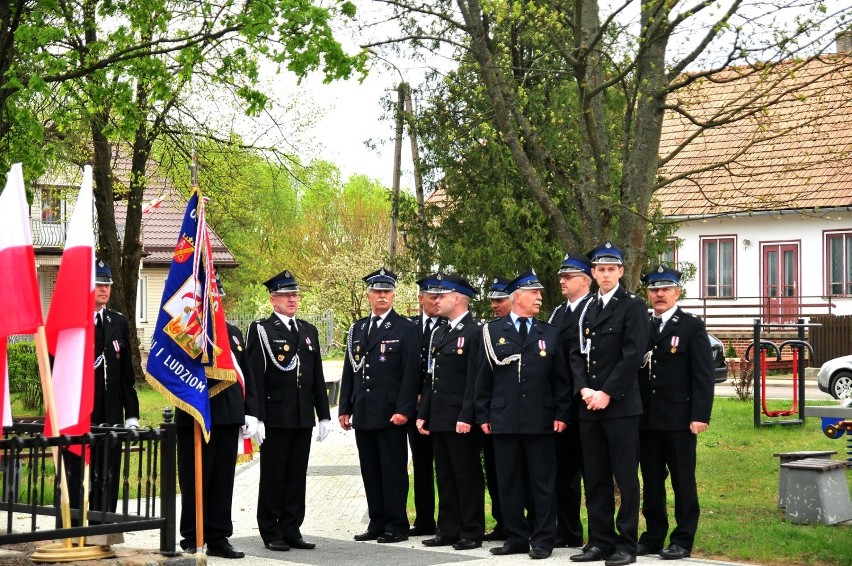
left=159, top=408, right=177, bottom=555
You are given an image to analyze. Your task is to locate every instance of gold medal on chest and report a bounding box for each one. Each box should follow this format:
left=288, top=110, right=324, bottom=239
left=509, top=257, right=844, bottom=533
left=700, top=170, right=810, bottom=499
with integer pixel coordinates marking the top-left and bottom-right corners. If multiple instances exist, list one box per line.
left=355, top=354, right=360, bottom=361
left=284, top=344, right=290, bottom=352
left=356, top=345, right=361, bottom=352
left=498, top=337, right=507, bottom=345
left=277, top=355, right=285, bottom=361
left=457, top=348, right=463, bottom=355
left=540, top=350, right=546, bottom=357
left=585, top=328, right=590, bottom=336
left=671, top=347, right=677, bottom=354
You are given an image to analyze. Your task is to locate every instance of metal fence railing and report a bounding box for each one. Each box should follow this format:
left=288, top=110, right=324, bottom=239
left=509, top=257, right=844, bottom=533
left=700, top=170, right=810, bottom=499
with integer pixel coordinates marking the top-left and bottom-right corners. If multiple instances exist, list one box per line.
left=0, top=410, right=178, bottom=554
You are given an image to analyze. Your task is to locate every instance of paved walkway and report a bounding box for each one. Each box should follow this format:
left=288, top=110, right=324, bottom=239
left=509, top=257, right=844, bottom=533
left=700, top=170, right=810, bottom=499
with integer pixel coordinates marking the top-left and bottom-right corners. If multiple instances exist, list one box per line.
left=2, top=359, right=756, bottom=565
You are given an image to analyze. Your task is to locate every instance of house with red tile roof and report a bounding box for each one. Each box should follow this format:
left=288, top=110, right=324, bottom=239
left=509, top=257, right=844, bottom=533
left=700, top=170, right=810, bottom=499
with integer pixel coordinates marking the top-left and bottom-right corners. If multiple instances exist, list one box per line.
left=654, top=48, right=852, bottom=329
left=28, top=155, right=236, bottom=350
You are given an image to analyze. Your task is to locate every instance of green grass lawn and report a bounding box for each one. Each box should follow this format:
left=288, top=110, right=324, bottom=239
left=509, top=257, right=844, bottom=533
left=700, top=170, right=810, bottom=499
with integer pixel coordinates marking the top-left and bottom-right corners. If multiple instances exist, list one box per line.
left=408, top=398, right=852, bottom=566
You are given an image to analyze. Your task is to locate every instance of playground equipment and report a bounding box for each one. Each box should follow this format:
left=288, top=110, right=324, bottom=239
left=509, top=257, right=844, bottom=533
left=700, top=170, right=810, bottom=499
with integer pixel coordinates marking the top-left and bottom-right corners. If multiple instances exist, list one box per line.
left=746, top=319, right=817, bottom=428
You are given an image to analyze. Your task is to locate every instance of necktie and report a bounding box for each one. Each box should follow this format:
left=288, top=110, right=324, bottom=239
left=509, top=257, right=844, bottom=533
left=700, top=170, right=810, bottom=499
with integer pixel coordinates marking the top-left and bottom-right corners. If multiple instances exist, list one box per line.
left=517, top=317, right=528, bottom=342
left=652, top=316, right=663, bottom=337
left=423, top=318, right=433, bottom=341
left=288, top=319, right=299, bottom=341
left=596, top=298, right=604, bottom=316
left=367, top=315, right=381, bottom=340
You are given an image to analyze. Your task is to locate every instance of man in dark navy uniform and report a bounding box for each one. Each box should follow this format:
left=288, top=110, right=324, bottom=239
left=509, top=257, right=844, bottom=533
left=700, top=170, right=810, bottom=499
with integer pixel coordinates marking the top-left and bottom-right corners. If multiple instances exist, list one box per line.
left=475, top=270, right=571, bottom=560
left=416, top=274, right=484, bottom=550
left=637, top=266, right=714, bottom=560
left=569, top=242, right=649, bottom=566
left=339, top=268, right=421, bottom=544
left=481, top=276, right=511, bottom=541
left=177, top=274, right=260, bottom=558
left=66, top=259, right=140, bottom=525
left=246, top=270, right=331, bottom=552
left=547, top=253, right=594, bottom=549
left=407, top=274, right=446, bottom=536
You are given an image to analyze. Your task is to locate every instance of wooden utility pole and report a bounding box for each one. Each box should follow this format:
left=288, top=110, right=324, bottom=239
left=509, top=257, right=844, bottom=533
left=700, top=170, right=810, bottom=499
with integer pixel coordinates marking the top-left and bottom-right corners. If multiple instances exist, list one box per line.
left=389, top=83, right=405, bottom=266
left=403, top=85, right=425, bottom=225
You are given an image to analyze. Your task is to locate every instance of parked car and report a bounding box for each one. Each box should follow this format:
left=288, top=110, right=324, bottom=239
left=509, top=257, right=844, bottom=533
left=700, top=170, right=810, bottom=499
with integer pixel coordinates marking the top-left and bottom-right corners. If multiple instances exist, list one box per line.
left=708, top=333, right=728, bottom=384
left=816, top=355, right=852, bottom=399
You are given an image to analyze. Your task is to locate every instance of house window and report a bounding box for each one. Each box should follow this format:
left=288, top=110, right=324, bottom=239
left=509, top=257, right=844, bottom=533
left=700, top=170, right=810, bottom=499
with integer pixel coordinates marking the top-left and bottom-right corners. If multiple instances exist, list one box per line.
left=660, top=238, right=678, bottom=266
left=136, top=276, right=148, bottom=323
left=701, top=236, right=735, bottom=298
left=826, top=231, right=852, bottom=296
left=41, top=188, right=61, bottom=224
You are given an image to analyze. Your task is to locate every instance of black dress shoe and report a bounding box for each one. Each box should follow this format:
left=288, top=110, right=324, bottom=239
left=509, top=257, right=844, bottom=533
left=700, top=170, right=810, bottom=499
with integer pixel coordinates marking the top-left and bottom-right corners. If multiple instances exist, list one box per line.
left=422, top=535, right=458, bottom=547
left=490, top=543, right=528, bottom=555
left=285, top=538, right=316, bottom=550
left=181, top=547, right=197, bottom=554
left=264, top=540, right=291, bottom=551
left=207, top=542, right=245, bottom=559
left=377, top=532, right=409, bottom=543
left=570, top=546, right=612, bottom=562
left=529, top=547, right=552, bottom=559
left=452, top=538, right=481, bottom=550
left=482, top=529, right=507, bottom=541
left=659, top=544, right=691, bottom=560
left=554, top=536, right=584, bottom=548
left=353, top=531, right=381, bottom=541
left=636, top=543, right=661, bottom=556
left=409, top=525, right=436, bottom=536
left=604, top=550, right=636, bottom=566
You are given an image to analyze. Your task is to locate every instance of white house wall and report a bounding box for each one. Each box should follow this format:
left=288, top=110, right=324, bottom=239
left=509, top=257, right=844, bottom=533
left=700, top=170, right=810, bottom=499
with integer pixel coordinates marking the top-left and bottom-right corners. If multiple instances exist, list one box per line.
left=674, top=213, right=852, bottom=325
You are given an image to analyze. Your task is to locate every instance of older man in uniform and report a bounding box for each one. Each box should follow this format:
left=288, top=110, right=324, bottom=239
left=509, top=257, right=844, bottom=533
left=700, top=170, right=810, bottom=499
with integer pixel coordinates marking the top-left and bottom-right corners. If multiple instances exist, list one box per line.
left=339, top=268, right=421, bottom=543
left=177, top=275, right=260, bottom=558
left=569, top=242, right=649, bottom=566
left=637, top=266, right=714, bottom=560
left=65, top=259, right=140, bottom=524
left=408, top=274, right=447, bottom=536
left=416, top=274, right=484, bottom=550
left=476, top=270, right=571, bottom=560
left=547, top=253, right=594, bottom=549
left=246, top=270, right=332, bottom=552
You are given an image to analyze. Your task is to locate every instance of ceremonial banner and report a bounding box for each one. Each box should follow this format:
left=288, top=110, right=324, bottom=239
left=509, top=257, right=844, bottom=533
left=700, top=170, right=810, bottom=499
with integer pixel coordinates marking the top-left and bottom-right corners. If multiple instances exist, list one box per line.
left=146, top=189, right=236, bottom=439
left=43, top=166, right=95, bottom=455
left=0, top=163, right=43, bottom=337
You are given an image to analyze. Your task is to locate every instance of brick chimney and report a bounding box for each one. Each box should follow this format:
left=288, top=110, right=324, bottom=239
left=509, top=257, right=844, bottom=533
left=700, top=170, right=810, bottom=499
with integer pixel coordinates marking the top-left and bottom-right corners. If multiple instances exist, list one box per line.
left=837, top=30, right=852, bottom=54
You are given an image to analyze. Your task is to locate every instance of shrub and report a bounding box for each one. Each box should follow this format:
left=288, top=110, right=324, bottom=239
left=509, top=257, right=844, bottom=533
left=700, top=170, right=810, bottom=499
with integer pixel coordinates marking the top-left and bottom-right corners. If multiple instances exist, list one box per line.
left=7, top=341, right=43, bottom=413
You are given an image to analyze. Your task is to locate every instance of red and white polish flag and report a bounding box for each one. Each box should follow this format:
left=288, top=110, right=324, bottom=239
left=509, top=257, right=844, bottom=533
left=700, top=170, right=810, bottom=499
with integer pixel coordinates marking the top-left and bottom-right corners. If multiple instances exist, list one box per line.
left=44, top=166, right=95, bottom=456
left=0, top=163, right=45, bottom=438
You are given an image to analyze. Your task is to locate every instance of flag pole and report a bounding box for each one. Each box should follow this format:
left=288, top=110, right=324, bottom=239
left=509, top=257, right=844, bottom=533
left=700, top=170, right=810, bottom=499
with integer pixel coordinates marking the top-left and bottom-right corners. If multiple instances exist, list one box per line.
left=190, top=139, right=205, bottom=552
left=33, top=326, right=73, bottom=537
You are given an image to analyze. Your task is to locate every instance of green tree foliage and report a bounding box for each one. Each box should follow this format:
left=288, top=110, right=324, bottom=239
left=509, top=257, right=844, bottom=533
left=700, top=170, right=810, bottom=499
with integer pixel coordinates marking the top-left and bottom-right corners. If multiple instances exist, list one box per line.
left=1, top=0, right=366, bottom=377
left=162, top=145, right=414, bottom=333
left=367, top=0, right=852, bottom=285
left=6, top=341, right=43, bottom=413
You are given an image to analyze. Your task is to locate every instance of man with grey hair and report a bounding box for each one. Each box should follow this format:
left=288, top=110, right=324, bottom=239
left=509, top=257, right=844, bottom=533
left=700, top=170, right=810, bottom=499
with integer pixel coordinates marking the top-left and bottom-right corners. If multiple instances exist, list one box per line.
left=475, top=270, right=571, bottom=559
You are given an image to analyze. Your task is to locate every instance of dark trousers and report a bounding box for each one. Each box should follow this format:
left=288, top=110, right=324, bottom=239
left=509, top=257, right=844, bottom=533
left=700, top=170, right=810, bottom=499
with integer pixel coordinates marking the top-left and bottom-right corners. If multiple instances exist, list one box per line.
left=639, top=429, right=699, bottom=551
left=555, top=418, right=584, bottom=544
left=407, top=419, right=436, bottom=530
left=355, top=426, right=409, bottom=535
left=580, top=416, right=640, bottom=554
left=479, top=430, right=504, bottom=532
left=64, top=443, right=122, bottom=525
left=492, top=434, right=556, bottom=551
left=433, top=431, right=484, bottom=541
left=256, top=427, right=312, bottom=544
left=177, top=424, right=240, bottom=546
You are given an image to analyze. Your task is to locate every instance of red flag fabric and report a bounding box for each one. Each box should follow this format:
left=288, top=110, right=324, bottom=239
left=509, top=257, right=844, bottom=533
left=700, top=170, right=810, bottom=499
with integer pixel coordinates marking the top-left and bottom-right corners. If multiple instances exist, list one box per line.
left=0, top=163, right=43, bottom=336
left=43, top=166, right=95, bottom=458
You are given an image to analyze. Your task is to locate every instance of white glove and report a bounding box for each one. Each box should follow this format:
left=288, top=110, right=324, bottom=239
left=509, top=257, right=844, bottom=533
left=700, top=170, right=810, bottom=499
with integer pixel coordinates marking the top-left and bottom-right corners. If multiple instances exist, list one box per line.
left=243, top=415, right=259, bottom=438
left=316, top=419, right=332, bottom=442
left=253, top=421, right=266, bottom=445
left=124, top=417, right=139, bottom=429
